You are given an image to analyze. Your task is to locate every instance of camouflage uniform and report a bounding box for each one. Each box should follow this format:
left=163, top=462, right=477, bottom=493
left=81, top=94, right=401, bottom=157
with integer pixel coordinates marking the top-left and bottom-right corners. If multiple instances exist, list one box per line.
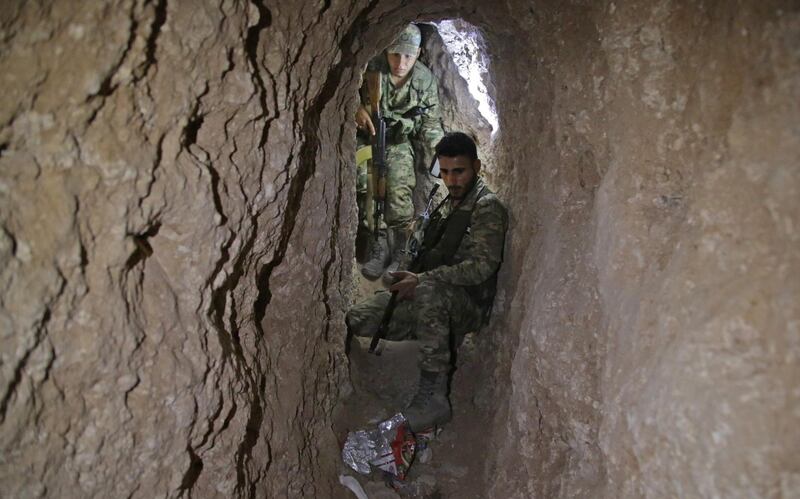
left=348, top=177, right=508, bottom=373
left=357, top=56, right=444, bottom=231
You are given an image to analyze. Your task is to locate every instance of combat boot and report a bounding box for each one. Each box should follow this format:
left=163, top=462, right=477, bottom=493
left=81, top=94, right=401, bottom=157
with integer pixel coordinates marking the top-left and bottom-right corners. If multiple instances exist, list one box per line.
left=403, top=370, right=451, bottom=432
left=382, top=228, right=408, bottom=285
left=361, top=230, right=390, bottom=280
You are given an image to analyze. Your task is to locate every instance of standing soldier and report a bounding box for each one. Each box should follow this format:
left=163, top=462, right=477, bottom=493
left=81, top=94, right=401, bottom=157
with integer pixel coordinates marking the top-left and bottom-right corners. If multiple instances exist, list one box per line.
left=355, top=23, right=444, bottom=281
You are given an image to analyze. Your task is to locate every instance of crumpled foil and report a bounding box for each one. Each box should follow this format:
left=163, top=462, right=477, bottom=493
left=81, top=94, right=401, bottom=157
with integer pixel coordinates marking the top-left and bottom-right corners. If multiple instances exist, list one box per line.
left=378, top=413, right=407, bottom=435
left=342, top=413, right=408, bottom=475
left=342, top=428, right=380, bottom=475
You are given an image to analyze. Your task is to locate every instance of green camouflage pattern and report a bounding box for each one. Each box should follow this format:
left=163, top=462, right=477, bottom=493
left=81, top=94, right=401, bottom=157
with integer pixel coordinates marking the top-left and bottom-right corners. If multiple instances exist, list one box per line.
left=356, top=141, right=416, bottom=230
left=347, top=282, right=483, bottom=373
left=356, top=56, right=444, bottom=230
left=348, top=176, right=508, bottom=373
left=387, top=24, right=422, bottom=55
left=417, top=177, right=508, bottom=290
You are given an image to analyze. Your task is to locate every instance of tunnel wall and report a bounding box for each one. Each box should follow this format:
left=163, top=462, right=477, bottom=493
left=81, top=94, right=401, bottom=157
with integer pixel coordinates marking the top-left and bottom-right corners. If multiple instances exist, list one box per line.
left=592, top=3, right=799, bottom=496
left=0, top=1, right=376, bottom=496
left=474, top=2, right=608, bottom=496
left=478, top=1, right=800, bottom=497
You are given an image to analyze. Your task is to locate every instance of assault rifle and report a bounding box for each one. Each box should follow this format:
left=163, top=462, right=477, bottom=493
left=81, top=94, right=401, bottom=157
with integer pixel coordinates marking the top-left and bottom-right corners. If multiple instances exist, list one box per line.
left=369, top=183, right=441, bottom=354
left=366, top=72, right=387, bottom=239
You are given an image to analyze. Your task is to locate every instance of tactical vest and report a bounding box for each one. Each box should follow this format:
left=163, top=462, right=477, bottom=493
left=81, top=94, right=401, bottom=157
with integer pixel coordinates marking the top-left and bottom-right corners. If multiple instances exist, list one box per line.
left=415, top=187, right=499, bottom=323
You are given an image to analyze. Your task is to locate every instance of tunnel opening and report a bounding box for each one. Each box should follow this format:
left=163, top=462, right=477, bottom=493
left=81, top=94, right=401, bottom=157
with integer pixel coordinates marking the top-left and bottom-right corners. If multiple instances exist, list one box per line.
left=435, top=19, right=499, bottom=137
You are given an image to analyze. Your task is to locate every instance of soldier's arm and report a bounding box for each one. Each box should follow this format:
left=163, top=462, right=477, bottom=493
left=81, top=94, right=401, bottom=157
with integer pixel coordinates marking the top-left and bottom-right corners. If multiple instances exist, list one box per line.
left=358, top=69, right=371, bottom=107
left=418, top=196, right=508, bottom=286
left=356, top=59, right=384, bottom=135
left=416, top=78, right=444, bottom=148
left=356, top=107, right=375, bottom=135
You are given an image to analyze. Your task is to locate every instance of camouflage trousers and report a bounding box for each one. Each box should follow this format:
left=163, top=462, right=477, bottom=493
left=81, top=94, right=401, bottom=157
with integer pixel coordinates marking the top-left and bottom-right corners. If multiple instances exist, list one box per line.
left=346, top=280, right=484, bottom=373
left=356, top=140, right=416, bottom=230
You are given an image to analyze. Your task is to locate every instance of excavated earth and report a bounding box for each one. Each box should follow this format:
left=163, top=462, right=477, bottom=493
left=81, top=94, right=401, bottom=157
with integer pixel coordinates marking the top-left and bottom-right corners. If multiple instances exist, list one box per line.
left=1, top=1, right=798, bottom=498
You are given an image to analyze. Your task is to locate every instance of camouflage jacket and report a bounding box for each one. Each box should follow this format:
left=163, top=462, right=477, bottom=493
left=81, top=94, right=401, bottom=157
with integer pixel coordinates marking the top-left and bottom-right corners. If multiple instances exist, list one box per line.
left=361, top=56, right=444, bottom=150
left=417, top=177, right=508, bottom=297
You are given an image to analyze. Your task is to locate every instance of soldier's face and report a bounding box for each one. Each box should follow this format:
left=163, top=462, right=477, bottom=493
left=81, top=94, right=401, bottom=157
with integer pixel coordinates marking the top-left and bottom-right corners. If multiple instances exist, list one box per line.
left=387, top=50, right=420, bottom=78
left=439, top=155, right=481, bottom=200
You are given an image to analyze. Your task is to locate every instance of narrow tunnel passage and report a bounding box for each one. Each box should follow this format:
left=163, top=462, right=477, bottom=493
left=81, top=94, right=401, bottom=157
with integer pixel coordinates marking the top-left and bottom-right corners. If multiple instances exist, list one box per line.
left=0, top=1, right=797, bottom=498
left=338, top=18, right=508, bottom=497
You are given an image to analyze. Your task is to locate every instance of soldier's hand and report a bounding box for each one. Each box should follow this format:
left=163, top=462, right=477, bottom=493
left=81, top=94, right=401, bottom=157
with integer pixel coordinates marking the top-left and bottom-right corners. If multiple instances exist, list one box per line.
left=389, top=271, right=419, bottom=301
left=355, top=105, right=376, bottom=136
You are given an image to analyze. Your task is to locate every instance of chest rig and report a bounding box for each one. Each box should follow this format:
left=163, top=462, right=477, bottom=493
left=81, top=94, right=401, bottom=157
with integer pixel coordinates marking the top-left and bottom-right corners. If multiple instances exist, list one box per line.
left=417, top=187, right=484, bottom=272
left=415, top=186, right=498, bottom=322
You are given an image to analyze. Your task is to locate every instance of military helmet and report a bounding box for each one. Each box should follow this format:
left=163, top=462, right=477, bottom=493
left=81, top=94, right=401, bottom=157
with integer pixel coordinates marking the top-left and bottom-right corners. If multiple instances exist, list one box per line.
left=387, top=24, right=422, bottom=56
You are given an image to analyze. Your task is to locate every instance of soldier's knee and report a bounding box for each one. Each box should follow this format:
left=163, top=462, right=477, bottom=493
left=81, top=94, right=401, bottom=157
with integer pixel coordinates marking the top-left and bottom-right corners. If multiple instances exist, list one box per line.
left=415, top=280, right=449, bottom=302
left=415, top=281, right=465, bottom=317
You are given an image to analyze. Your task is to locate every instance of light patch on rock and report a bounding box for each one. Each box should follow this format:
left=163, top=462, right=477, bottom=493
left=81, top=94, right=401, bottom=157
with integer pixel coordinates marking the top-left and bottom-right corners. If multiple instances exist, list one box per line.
left=436, top=20, right=499, bottom=136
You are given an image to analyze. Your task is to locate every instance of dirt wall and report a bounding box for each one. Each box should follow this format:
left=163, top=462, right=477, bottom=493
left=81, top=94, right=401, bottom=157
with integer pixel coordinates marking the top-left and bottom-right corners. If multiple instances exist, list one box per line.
left=0, top=1, right=367, bottom=496
left=479, top=1, right=800, bottom=497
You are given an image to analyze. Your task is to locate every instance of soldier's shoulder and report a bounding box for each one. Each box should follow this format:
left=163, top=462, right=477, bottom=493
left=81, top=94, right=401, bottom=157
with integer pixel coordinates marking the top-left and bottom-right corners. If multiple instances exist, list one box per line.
left=413, top=60, right=435, bottom=77
left=411, top=61, right=438, bottom=87
left=479, top=192, right=508, bottom=212
left=476, top=189, right=509, bottom=220
left=475, top=186, right=508, bottom=221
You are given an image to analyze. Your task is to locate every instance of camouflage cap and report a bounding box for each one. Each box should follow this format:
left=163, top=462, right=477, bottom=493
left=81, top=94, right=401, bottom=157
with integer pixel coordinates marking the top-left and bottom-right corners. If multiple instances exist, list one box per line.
left=387, top=24, right=422, bottom=56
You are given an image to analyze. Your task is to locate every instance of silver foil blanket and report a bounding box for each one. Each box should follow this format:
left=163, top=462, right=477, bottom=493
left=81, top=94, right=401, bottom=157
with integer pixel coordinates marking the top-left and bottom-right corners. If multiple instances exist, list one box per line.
left=341, top=413, right=412, bottom=476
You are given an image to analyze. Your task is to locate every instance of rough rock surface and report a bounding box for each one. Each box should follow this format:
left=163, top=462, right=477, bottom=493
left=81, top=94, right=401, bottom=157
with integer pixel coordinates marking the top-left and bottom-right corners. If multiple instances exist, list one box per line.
left=1, top=1, right=798, bottom=498
left=476, top=1, right=800, bottom=498
left=0, top=1, right=368, bottom=496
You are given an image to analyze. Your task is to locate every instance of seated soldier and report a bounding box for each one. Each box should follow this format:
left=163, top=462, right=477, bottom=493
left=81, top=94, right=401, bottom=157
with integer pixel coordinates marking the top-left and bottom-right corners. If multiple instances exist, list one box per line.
left=347, top=132, right=509, bottom=432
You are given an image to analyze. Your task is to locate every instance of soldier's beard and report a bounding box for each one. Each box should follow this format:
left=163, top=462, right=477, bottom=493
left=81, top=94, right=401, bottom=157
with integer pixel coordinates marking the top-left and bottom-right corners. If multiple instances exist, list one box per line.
left=448, top=176, right=478, bottom=201
left=448, top=186, right=465, bottom=199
